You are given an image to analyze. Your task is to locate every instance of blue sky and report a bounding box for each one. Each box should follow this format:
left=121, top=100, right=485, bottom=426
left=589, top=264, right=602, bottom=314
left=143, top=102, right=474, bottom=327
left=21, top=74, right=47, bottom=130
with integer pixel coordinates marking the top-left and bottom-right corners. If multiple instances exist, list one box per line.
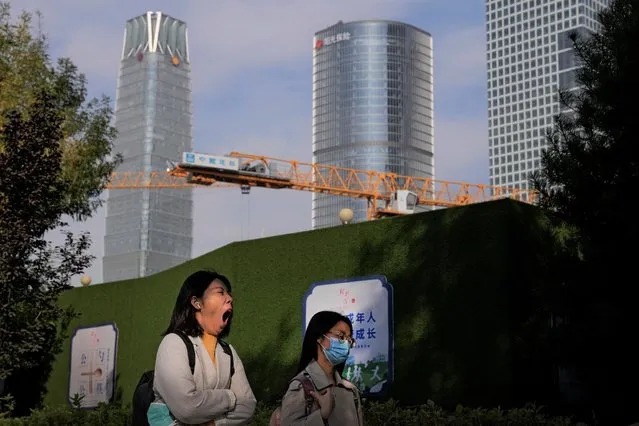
left=17, top=0, right=488, bottom=284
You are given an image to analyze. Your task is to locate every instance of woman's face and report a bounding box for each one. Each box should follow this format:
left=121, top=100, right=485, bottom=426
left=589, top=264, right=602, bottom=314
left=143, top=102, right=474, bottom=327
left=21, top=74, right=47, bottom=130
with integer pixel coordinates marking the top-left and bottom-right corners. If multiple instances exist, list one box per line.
left=193, top=279, right=233, bottom=336
left=318, top=320, right=353, bottom=351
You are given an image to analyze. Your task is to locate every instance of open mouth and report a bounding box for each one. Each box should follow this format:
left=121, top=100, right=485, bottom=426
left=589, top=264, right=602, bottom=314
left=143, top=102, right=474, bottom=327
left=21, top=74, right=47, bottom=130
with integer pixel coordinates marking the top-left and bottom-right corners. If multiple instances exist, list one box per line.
left=222, top=309, right=233, bottom=324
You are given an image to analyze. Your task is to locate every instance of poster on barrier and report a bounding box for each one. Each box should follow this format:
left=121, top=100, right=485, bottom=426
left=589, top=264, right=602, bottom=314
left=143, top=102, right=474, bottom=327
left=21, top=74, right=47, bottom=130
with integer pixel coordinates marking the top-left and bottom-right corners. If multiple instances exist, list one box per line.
left=68, top=322, right=118, bottom=408
left=303, top=275, right=394, bottom=397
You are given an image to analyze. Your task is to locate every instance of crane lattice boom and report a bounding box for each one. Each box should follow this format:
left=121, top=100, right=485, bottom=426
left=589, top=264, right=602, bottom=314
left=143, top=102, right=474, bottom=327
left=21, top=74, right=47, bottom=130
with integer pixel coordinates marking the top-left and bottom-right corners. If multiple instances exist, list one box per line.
left=106, top=151, right=537, bottom=219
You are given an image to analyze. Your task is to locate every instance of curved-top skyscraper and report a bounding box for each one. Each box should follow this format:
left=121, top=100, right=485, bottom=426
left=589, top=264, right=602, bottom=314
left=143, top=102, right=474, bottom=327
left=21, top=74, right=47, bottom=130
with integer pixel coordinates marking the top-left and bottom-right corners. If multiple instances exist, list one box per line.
left=312, top=20, right=434, bottom=229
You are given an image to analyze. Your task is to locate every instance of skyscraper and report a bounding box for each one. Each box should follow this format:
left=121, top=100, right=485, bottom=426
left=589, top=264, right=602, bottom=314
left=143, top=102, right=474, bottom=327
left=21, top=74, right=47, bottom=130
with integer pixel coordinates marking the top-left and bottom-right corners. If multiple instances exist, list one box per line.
left=312, top=20, right=435, bottom=229
left=486, top=0, right=609, bottom=191
left=103, top=11, right=193, bottom=282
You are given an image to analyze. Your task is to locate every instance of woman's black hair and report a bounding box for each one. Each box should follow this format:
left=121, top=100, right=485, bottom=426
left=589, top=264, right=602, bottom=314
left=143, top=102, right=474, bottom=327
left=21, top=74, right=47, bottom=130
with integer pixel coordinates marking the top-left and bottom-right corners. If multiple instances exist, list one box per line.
left=297, top=310, right=353, bottom=375
left=163, top=269, right=233, bottom=338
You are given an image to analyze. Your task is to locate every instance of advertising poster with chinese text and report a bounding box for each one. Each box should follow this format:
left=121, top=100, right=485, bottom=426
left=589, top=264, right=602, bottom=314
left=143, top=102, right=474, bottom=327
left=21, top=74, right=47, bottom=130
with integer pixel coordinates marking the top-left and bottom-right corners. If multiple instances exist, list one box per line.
left=68, top=322, right=118, bottom=408
left=303, top=275, right=394, bottom=397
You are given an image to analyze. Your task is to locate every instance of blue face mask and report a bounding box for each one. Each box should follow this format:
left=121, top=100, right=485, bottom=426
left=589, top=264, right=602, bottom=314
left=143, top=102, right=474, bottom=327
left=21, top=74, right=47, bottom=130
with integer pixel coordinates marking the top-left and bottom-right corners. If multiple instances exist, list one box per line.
left=321, top=335, right=351, bottom=365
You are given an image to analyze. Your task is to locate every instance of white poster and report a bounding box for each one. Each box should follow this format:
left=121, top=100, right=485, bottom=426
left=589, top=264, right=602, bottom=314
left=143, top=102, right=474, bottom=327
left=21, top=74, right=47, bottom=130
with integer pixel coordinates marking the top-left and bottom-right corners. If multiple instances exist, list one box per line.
left=303, top=275, right=394, bottom=396
left=68, top=322, right=118, bottom=408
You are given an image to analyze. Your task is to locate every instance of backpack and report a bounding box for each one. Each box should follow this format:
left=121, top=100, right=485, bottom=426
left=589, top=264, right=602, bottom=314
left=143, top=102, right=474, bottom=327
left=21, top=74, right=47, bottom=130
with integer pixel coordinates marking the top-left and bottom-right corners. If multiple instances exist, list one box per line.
left=131, top=331, right=235, bottom=426
left=269, top=372, right=316, bottom=426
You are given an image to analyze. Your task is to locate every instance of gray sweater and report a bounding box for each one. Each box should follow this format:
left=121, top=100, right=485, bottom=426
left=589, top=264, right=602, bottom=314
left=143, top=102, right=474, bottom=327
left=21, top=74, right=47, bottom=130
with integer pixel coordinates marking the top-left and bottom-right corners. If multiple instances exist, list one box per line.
left=152, top=333, right=257, bottom=425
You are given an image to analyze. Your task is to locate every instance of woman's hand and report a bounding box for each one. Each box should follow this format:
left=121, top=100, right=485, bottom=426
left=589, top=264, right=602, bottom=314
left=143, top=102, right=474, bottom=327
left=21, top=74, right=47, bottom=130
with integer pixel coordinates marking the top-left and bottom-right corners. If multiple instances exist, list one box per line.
left=309, top=387, right=334, bottom=420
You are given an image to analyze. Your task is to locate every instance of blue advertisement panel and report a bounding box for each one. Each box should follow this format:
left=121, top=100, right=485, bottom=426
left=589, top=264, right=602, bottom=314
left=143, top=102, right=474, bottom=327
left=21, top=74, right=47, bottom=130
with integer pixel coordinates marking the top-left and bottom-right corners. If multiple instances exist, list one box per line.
left=303, top=275, right=394, bottom=397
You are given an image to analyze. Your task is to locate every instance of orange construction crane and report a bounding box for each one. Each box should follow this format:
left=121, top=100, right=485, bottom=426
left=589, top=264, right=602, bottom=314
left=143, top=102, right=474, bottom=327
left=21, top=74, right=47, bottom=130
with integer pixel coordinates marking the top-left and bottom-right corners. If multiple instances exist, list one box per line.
left=106, top=151, right=538, bottom=220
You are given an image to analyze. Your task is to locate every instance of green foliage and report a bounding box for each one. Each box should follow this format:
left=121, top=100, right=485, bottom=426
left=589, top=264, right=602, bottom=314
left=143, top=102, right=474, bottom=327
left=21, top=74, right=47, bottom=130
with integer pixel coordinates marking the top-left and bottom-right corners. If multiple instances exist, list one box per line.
left=0, top=402, right=131, bottom=426
left=0, top=4, right=49, bottom=122
left=530, top=0, right=639, bottom=421
left=531, top=0, right=638, bottom=244
left=45, top=200, right=559, bottom=414
left=0, top=395, right=14, bottom=419
left=0, top=2, right=120, bottom=416
left=0, top=3, right=121, bottom=220
left=361, top=400, right=573, bottom=426
left=0, top=400, right=575, bottom=426
left=69, top=394, right=84, bottom=410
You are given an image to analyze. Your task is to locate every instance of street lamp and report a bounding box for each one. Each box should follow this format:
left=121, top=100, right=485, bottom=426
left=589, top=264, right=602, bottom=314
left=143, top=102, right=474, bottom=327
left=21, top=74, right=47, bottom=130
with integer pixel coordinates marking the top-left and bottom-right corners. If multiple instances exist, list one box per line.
left=339, top=208, right=354, bottom=225
left=80, top=275, right=92, bottom=287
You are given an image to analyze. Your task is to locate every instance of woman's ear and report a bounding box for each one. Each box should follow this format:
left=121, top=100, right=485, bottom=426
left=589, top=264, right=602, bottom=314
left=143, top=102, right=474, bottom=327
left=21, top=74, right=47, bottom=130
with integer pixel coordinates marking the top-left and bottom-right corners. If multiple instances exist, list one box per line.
left=191, top=297, right=201, bottom=310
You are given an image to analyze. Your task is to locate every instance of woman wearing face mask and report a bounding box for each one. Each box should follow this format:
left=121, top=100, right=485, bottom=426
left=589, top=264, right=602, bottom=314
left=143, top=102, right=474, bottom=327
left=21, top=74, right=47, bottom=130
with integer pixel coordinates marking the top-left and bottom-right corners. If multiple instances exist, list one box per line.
left=278, top=311, right=363, bottom=426
left=147, top=270, right=256, bottom=425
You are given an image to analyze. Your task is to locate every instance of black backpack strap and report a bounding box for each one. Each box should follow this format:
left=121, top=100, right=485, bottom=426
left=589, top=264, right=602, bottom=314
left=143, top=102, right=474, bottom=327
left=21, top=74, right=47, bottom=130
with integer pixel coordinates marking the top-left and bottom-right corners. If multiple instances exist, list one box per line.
left=174, top=331, right=196, bottom=375
left=218, top=340, right=235, bottom=377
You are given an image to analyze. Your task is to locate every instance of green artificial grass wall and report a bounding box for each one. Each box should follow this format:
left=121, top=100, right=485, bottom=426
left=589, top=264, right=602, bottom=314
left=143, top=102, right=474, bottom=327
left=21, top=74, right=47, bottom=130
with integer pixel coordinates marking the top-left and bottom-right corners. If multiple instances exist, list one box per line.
left=44, top=199, right=558, bottom=410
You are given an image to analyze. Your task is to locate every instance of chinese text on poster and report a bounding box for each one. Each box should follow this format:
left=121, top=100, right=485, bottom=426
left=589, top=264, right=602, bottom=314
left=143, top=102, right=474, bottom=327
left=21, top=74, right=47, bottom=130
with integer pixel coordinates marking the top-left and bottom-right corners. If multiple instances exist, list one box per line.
left=303, top=275, right=394, bottom=396
left=68, top=322, right=118, bottom=408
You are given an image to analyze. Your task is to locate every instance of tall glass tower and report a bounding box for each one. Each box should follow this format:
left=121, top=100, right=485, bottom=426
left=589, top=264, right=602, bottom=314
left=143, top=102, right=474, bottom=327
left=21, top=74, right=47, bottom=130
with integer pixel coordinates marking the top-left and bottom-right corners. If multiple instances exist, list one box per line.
left=486, top=0, right=609, bottom=191
left=103, top=11, right=193, bottom=282
left=311, top=20, right=434, bottom=229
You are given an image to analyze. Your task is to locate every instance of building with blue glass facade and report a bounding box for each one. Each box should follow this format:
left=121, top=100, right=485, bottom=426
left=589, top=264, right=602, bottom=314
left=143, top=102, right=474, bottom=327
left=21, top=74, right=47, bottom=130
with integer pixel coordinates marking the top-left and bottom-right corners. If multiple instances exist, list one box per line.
left=311, top=20, right=435, bottom=229
left=103, top=11, right=193, bottom=282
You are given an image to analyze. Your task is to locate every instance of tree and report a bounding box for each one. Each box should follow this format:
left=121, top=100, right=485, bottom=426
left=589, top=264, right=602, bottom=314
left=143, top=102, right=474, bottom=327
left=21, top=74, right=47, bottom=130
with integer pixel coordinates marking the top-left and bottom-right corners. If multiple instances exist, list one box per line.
left=532, top=0, right=639, bottom=422
left=0, top=3, right=120, bottom=415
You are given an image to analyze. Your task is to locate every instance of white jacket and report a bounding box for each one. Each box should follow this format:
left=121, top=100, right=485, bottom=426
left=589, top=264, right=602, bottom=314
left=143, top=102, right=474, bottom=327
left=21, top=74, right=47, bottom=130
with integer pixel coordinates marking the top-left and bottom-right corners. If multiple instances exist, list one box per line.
left=150, top=333, right=256, bottom=426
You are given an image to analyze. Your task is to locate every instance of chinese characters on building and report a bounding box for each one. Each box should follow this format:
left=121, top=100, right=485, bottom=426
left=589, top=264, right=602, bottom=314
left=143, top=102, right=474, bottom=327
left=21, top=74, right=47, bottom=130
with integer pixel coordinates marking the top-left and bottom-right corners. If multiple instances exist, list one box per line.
left=323, top=31, right=351, bottom=46
left=315, top=32, right=352, bottom=50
